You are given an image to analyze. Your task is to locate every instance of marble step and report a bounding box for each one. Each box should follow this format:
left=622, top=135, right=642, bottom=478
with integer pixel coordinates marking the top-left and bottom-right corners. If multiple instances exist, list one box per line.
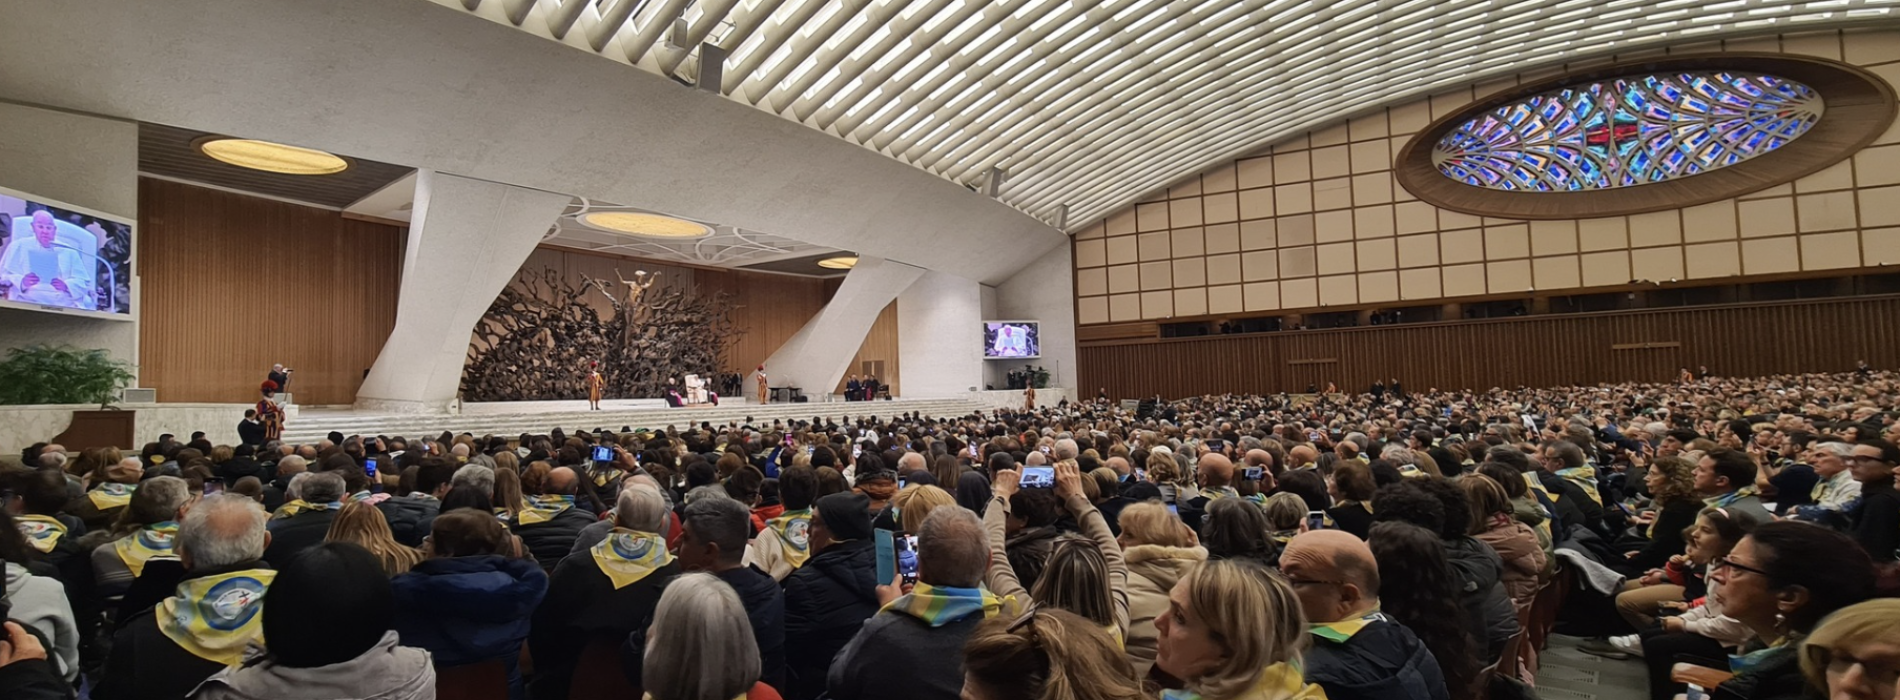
left=279, top=397, right=985, bottom=443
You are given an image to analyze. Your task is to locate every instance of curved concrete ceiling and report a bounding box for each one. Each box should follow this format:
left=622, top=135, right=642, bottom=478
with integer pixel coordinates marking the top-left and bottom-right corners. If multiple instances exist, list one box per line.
left=438, top=0, right=1900, bottom=229
left=0, top=0, right=1063, bottom=285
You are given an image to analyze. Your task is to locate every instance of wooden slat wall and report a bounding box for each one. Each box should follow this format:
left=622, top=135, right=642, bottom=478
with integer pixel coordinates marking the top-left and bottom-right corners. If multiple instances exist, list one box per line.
left=834, top=300, right=900, bottom=396
left=1079, top=296, right=1900, bottom=398
left=138, top=178, right=404, bottom=404
left=520, top=246, right=832, bottom=377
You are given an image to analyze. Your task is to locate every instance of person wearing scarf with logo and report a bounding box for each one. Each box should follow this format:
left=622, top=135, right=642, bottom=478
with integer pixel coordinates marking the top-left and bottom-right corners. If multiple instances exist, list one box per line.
left=781, top=492, right=882, bottom=700
left=530, top=484, right=679, bottom=700
left=7, top=468, right=86, bottom=572
left=95, top=494, right=274, bottom=700
left=1281, top=530, right=1448, bottom=700
left=261, top=472, right=346, bottom=568
left=67, top=457, right=143, bottom=530
left=1, top=509, right=81, bottom=684
left=825, top=506, right=1022, bottom=700
left=512, top=464, right=597, bottom=574
left=1696, top=449, right=1774, bottom=527
left=746, top=466, right=817, bottom=582
left=83, top=475, right=189, bottom=601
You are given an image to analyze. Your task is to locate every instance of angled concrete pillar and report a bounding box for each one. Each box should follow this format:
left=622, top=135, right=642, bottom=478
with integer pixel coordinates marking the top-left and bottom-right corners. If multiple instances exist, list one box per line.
left=355, top=171, right=570, bottom=413
left=898, top=270, right=986, bottom=398
left=762, top=257, right=925, bottom=396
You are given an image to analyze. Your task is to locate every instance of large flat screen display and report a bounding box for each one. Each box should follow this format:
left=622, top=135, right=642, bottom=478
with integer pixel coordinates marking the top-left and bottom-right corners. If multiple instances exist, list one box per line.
left=984, top=321, right=1040, bottom=359
left=0, top=187, right=132, bottom=319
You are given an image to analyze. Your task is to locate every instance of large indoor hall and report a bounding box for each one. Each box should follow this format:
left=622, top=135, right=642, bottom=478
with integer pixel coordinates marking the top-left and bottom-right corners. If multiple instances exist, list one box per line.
left=5, top=1, right=1900, bottom=699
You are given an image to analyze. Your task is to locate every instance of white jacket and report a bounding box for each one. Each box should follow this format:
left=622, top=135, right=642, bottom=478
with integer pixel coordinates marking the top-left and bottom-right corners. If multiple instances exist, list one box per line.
left=4, top=561, right=79, bottom=681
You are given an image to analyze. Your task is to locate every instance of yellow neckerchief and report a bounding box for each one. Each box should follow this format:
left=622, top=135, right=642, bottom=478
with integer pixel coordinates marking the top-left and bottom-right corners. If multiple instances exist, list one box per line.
left=16, top=514, right=66, bottom=553
left=156, top=569, right=276, bottom=666
left=270, top=499, right=341, bottom=520
left=765, top=508, right=813, bottom=568
left=1103, top=622, right=1126, bottom=650
left=87, top=482, right=136, bottom=510
left=1310, top=609, right=1389, bottom=644
left=1203, top=485, right=1267, bottom=506
left=518, top=494, right=576, bottom=525
left=590, top=528, right=673, bottom=589
left=113, top=521, right=180, bottom=576
left=881, top=582, right=1018, bottom=626
left=1160, top=661, right=1328, bottom=700
left=1556, top=465, right=1603, bottom=504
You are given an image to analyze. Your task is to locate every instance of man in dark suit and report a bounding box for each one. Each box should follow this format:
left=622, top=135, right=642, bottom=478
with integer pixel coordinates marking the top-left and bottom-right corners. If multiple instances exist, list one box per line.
left=262, top=471, right=345, bottom=567
left=237, top=409, right=266, bottom=447
left=845, top=375, right=861, bottom=402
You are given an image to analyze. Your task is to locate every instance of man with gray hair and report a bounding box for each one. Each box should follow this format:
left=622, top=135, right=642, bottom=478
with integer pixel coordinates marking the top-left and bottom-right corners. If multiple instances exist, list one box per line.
left=261, top=454, right=306, bottom=511
left=1789, top=440, right=1861, bottom=523
left=97, top=494, right=273, bottom=700
left=531, top=484, right=681, bottom=699
left=450, top=464, right=495, bottom=495
left=826, top=507, right=1016, bottom=700
left=261, top=470, right=345, bottom=567
left=1052, top=437, right=1079, bottom=462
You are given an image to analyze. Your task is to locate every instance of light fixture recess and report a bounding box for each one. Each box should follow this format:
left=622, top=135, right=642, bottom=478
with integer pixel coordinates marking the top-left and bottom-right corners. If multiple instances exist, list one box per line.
left=197, top=138, right=350, bottom=175
left=577, top=212, right=713, bottom=238
left=817, top=256, right=859, bottom=269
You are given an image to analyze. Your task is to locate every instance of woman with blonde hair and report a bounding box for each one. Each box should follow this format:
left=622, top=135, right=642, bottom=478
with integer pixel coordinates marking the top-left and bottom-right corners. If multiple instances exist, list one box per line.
left=1801, top=598, right=1900, bottom=700
left=492, top=450, right=519, bottom=475
left=325, top=501, right=424, bottom=576
left=986, top=462, right=1131, bottom=644
left=1154, top=558, right=1323, bottom=699
left=892, top=484, right=956, bottom=534
left=1116, top=501, right=1207, bottom=678
left=493, top=465, right=526, bottom=522
left=642, top=571, right=776, bottom=700
left=961, top=607, right=1146, bottom=700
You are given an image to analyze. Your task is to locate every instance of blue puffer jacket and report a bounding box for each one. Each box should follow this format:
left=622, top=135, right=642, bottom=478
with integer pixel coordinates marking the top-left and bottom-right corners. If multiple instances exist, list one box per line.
left=391, top=555, right=548, bottom=699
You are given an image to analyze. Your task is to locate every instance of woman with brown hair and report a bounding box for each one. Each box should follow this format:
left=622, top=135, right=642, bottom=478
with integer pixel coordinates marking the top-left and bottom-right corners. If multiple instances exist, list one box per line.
left=1325, top=460, right=1377, bottom=539
left=325, top=501, right=424, bottom=576
left=1460, top=474, right=1546, bottom=616
left=493, top=465, right=526, bottom=523
left=1616, top=456, right=1703, bottom=576
left=961, top=607, right=1145, bottom=700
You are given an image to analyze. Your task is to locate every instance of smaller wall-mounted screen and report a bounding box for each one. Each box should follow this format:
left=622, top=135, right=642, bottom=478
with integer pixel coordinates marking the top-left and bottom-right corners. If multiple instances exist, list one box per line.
left=0, top=187, right=133, bottom=319
left=984, top=321, right=1040, bottom=359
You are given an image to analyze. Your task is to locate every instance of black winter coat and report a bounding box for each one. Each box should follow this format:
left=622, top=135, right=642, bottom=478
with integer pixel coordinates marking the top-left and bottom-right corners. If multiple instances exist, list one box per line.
left=529, top=554, right=678, bottom=700
left=511, top=508, right=597, bottom=573
left=780, top=538, right=880, bottom=700
left=1305, top=616, right=1450, bottom=700
left=261, top=510, right=337, bottom=568
left=1444, top=535, right=1520, bottom=660
left=376, top=495, right=442, bottom=548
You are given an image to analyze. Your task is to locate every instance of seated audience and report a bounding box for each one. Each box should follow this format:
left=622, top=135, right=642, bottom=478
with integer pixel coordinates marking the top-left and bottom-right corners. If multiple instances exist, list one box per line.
left=1366, top=522, right=1480, bottom=699
left=1325, top=460, right=1377, bottom=539
left=325, top=501, right=423, bottom=576
left=1117, top=501, right=1206, bottom=678
left=190, top=542, right=435, bottom=700
left=998, top=484, right=1061, bottom=591
left=675, top=495, right=785, bottom=691
left=531, top=484, right=676, bottom=699
left=1459, top=474, right=1546, bottom=616
left=1, top=511, right=79, bottom=683
left=97, top=494, right=273, bottom=700
left=68, top=458, right=143, bottom=531
left=1844, top=439, right=1900, bottom=563
left=1618, top=456, right=1702, bottom=575
left=781, top=492, right=880, bottom=700
left=1199, top=496, right=1279, bottom=568
left=1152, top=558, right=1325, bottom=699
left=262, top=471, right=346, bottom=567
left=1281, top=529, right=1448, bottom=700
left=392, top=510, right=547, bottom=700
left=826, top=507, right=1018, bottom=700
left=960, top=607, right=1145, bottom=700
left=1696, top=448, right=1773, bottom=525
left=85, top=475, right=189, bottom=601
left=745, top=464, right=815, bottom=581
left=377, top=457, right=454, bottom=547
left=1799, top=599, right=1900, bottom=700
left=512, top=464, right=596, bottom=572
left=641, top=572, right=776, bottom=700
left=1375, top=479, right=1517, bottom=659
left=1700, top=521, right=1876, bottom=699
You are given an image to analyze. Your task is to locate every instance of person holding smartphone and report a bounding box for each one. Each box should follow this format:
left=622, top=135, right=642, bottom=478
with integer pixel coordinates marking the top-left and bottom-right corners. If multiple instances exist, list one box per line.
left=983, top=462, right=1130, bottom=640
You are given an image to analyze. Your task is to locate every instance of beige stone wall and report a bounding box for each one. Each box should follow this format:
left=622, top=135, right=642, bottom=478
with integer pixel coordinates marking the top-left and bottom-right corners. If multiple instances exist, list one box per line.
left=1073, top=29, right=1900, bottom=325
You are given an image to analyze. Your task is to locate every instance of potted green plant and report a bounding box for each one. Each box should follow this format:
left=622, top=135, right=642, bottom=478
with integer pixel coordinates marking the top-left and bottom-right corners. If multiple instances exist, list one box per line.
left=0, top=346, right=136, bottom=407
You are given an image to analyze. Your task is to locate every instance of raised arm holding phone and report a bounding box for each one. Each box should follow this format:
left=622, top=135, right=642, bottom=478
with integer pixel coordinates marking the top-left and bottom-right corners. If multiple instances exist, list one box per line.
left=982, top=462, right=1130, bottom=637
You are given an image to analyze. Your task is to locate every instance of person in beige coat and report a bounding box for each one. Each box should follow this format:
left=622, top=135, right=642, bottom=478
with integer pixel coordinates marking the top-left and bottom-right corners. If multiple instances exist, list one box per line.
left=1115, top=500, right=1207, bottom=679
left=983, top=462, right=1130, bottom=643
left=1462, top=476, right=1548, bottom=616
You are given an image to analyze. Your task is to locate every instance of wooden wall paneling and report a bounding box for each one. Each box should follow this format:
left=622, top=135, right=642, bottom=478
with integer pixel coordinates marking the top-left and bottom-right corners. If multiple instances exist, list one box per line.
left=138, top=178, right=404, bottom=405
left=836, top=300, right=900, bottom=397
left=1078, top=296, right=1900, bottom=399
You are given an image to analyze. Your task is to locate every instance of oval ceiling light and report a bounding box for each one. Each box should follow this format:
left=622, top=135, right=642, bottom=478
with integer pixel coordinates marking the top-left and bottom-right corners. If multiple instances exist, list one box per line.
left=817, top=256, right=859, bottom=269
left=198, top=138, right=350, bottom=175
left=577, top=212, right=713, bottom=238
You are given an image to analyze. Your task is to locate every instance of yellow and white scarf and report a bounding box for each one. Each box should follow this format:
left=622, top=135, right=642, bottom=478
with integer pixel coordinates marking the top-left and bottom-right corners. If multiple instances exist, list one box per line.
left=156, top=569, right=276, bottom=666
left=113, top=522, right=180, bottom=577
left=590, top=528, right=673, bottom=589
left=16, top=514, right=67, bottom=553
left=87, top=482, right=136, bottom=510
left=270, top=499, right=342, bottom=520
left=765, top=509, right=813, bottom=568
left=518, top=495, right=576, bottom=525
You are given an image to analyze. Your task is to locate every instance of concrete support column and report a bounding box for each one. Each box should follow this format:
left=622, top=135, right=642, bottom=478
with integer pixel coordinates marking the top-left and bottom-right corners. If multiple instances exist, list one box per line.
left=898, top=270, right=985, bottom=398
left=355, top=171, right=569, bottom=413
left=762, top=257, right=925, bottom=397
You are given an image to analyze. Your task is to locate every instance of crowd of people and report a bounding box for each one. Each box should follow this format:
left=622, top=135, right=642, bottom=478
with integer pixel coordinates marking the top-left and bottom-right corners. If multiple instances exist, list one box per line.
left=3, top=368, right=1900, bottom=700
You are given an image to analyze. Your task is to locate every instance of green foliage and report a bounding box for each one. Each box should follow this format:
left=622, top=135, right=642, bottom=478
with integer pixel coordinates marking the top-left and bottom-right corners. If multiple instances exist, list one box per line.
left=0, top=346, right=135, bottom=407
left=1029, top=365, right=1051, bottom=389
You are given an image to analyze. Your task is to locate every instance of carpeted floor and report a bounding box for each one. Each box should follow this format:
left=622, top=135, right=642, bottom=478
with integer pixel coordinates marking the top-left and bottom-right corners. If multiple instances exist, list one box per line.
left=1534, top=634, right=1652, bottom=700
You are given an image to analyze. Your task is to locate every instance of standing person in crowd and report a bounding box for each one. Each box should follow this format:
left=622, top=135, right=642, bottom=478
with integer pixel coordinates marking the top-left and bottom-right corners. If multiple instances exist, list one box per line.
left=324, top=501, right=423, bottom=576
left=1151, top=558, right=1326, bottom=700
left=826, top=507, right=1019, bottom=700
left=530, top=484, right=677, bottom=699
left=255, top=382, right=284, bottom=444
left=190, top=542, right=435, bottom=700
left=1844, top=439, right=1900, bottom=563
left=1117, top=501, right=1207, bottom=679
left=1698, top=522, right=1877, bottom=699
left=781, top=492, right=880, bottom=700
left=585, top=361, right=603, bottom=411
left=983, top=463, right=1129, bottom=643
left=392, top=510, right=547, bottom=700
left=747, top=465, right=816, bottom=582
left=1365, top=522, right=1480, bottom=700
left=97, top=495, right=274, bottom=700
left=960, top=607, right=1146, bottom=700
left=262, top=471, right=345, bottom=567
left=1280, top=529, right=1449, bottom=700
left=676, top=496, right=786, bottom=691
left=641, top=573, right=777, bottom=700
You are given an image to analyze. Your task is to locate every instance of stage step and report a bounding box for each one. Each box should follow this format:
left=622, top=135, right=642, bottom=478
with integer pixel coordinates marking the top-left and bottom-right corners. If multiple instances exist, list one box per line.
left=279, top=397, right=987, bottom=444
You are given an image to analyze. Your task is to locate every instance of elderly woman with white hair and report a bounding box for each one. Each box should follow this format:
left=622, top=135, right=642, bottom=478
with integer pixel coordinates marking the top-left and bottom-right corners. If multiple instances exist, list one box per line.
left=640, top=572, right=777, bottom=700
left=530, top=484, right=681, bottom=699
